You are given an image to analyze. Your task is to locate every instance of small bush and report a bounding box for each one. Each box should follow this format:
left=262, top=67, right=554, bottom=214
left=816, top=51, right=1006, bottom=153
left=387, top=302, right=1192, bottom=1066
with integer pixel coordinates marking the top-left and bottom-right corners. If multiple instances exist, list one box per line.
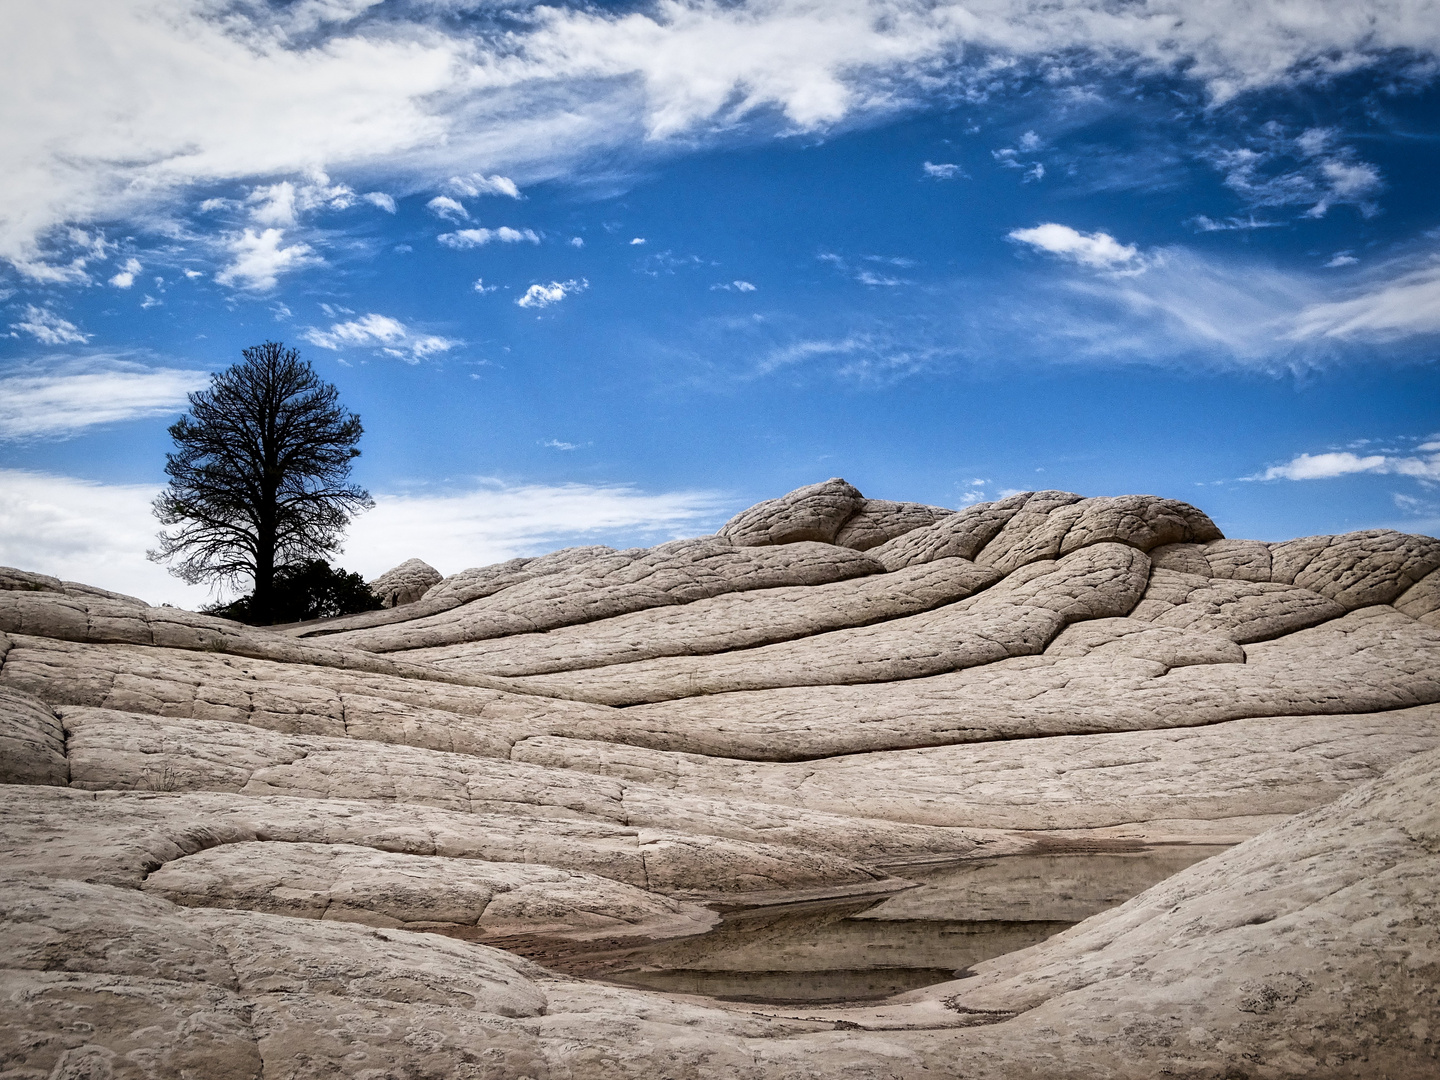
left=204, top=559, right=382, bottom=625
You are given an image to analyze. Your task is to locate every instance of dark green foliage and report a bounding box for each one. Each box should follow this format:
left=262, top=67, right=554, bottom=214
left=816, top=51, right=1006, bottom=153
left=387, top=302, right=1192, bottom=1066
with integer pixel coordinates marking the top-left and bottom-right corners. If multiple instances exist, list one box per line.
left=149, top=341, right=372, bottom=623
left=203, top=559, right=382, bottom=625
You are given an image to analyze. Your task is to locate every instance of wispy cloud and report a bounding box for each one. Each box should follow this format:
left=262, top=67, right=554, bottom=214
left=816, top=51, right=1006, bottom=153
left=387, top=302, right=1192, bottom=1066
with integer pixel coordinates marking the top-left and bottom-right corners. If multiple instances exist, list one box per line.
left=0, top=359, right=208, bottom=439
left=1188, top=215, right=1282, bottom=232
left=446, top=174, right=521, bottom=199
left=922, top=161, right=966, bottom=179
left=437, top=227, right=540, bottom=248
left=1288, top=260, right=1440, bottom=341
left=818, top=251, right=914, bottom=288
left=302, top=312, right=459, bottom=363
left=1207, top=124, right=1383, bottom=218
left=517, top=279, right=588, bottom=309
left=9, top=304, right=90, bottom=345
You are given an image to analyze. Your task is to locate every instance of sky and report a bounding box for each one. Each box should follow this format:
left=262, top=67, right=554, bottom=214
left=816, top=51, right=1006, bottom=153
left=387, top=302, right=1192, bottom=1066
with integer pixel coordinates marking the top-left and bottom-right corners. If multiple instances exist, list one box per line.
left=2, top=0, right=1439, bottom=607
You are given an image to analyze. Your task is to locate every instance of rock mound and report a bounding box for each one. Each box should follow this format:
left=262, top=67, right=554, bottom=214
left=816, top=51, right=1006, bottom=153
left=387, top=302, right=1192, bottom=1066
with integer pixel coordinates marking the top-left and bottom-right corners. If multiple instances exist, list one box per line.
left=2, top=480, right=1437, bottom=1078
left=367, top=557, right=442, bottom=608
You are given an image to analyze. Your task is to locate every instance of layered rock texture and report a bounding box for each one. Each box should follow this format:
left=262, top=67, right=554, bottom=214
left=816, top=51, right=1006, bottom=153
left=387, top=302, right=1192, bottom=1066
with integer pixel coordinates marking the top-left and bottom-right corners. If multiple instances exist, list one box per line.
left=2, top=483, right=1438, bottom=1078
left=368, top=558, right=443, bottom=609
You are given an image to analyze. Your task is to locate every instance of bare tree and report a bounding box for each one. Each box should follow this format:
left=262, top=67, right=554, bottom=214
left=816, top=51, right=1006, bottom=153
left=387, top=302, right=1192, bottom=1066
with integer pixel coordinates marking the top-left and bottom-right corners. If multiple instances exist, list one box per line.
left=149, top=341, right=373, bottom=623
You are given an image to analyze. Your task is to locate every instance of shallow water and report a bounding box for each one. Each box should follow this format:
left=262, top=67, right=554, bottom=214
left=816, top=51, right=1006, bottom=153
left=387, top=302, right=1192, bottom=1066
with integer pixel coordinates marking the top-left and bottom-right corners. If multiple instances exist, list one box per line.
left=506, top=844, right=1231, bottom=1005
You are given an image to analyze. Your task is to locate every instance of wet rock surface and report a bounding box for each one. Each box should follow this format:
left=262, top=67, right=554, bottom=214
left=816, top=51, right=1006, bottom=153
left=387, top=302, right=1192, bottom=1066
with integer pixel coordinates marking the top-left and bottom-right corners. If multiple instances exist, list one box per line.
left=3, top=483, right=1438, bottom=1078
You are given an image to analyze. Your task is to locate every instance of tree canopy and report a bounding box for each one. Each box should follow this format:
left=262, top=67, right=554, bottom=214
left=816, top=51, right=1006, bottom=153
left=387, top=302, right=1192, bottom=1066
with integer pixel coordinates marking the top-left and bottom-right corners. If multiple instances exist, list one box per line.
left=149, top=341, right=373, bottom=623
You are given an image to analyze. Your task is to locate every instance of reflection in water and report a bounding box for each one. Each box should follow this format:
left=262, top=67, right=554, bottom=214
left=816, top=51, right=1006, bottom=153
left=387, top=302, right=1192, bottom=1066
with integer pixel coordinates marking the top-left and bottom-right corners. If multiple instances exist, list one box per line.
left=514, top=845, right=1230, bottom=1005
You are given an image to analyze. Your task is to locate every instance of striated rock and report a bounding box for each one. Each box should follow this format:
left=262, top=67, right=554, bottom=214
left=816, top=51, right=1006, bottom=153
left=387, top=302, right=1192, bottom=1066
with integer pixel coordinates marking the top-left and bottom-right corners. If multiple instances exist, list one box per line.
left=618, top=606, right=1440, bottom=758
left=514, top=543, right=1150, bottom=704
left=313, top=538, right=884, bottom=653
left=1128, top=566, right=1346, bottom=642
left=832, top=499, right=954, bottom=550
left=2, top=484, right=1437, bottom=1079
left=367, top=557, right=443, bottom=608
left=142, top=840, right=716, bottom=940
left=0, top=686, right=66, bottom=786
left=406, top=557, right=1001, bottom=678
left=872, top=491, right=1221, bottom=572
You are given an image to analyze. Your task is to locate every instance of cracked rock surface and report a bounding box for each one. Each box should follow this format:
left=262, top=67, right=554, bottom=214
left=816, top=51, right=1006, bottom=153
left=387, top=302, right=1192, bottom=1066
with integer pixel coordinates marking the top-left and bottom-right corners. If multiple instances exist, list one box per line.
left=2, top=483, right=1437, bottom=1078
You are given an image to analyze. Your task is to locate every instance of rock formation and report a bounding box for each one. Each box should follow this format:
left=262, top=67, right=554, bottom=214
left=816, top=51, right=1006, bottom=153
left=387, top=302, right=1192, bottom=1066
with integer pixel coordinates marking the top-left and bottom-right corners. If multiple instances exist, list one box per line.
left=368, top=557, right=443, bottom=608
left=2, top=483, right=1437, bottom=1078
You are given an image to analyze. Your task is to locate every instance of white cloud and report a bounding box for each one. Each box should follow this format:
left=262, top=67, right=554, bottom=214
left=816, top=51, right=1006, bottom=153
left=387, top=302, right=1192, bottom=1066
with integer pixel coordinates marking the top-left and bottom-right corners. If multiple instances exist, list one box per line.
left=244, top=173, right=359, bottom=227
left=0, top=468, right=211, bottom=607
left=0, top=361, right=208, bottom=439
left=302, top=312, right=458, bottom=363
left=1289, top=260, right=1440, bottom=341
left=1324, top=252, right=1359, bottom=268
left=362, top=191, right=396, bottom=213
left=922, top=161, right=965, bottom=179
left=1258, top=450, right=1440, bottom=481
left=446, top=174, right=521, bottom=199
left=346, top=480, right=729, bottom=579
left=569, top=236, right=584, bottom=248
left=304, top=313, right=407, bottom=349
left=5, top=0, right=1440, bottom=277
left=1009, top=223, right=1141, bottom=270
left=517, top=279, right=588, bottom=308
left=395, top=335, right=458, bottom=361
left=426, top=195, right=469, bottom=222
left=541, top=439, right=580, bottom=450
left=214, top=228, right=318, bottom=290
left=10, top=304, right=91, bottom=345
left=437, top=227, right=540, bottom=248
left=472, top=278, right=498, bottom=294
left=109, top=256, right=142, bottom=288
left=732, top=280, right=756, bottom=291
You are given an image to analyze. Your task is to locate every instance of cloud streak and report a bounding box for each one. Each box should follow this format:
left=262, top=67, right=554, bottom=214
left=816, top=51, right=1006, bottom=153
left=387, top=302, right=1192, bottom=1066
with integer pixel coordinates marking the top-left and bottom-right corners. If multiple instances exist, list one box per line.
left=0, top=361, right=209, bottom=439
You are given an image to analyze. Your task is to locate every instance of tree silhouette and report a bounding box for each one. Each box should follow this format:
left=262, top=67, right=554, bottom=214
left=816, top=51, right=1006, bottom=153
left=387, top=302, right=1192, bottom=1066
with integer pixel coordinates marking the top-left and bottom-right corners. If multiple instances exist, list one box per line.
left=149, top=341, right=373, bottom=623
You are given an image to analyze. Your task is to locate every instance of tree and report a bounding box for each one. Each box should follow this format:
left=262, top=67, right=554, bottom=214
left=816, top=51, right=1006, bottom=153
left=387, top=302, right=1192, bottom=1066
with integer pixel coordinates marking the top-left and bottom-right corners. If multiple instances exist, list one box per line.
left=150, top=341, right=373, bottom=624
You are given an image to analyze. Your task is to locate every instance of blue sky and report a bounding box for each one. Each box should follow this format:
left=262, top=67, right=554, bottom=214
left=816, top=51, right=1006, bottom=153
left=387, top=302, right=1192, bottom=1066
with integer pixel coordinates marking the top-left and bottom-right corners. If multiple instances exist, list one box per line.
left=3, top=0, right=1439, bottom=605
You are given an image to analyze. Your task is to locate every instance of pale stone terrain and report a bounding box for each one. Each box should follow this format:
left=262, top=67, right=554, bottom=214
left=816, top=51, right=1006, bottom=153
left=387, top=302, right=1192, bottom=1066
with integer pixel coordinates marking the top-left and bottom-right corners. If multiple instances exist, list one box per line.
left=2, top=480, right=1438, bottom=1078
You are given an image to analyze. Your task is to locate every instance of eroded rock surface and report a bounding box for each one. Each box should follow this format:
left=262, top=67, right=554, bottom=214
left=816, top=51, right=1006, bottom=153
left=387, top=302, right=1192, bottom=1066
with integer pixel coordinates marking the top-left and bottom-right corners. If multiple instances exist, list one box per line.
left=368, top=557, right=443, bottom=608
left=2, top=482, right=1436, bottom=1078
